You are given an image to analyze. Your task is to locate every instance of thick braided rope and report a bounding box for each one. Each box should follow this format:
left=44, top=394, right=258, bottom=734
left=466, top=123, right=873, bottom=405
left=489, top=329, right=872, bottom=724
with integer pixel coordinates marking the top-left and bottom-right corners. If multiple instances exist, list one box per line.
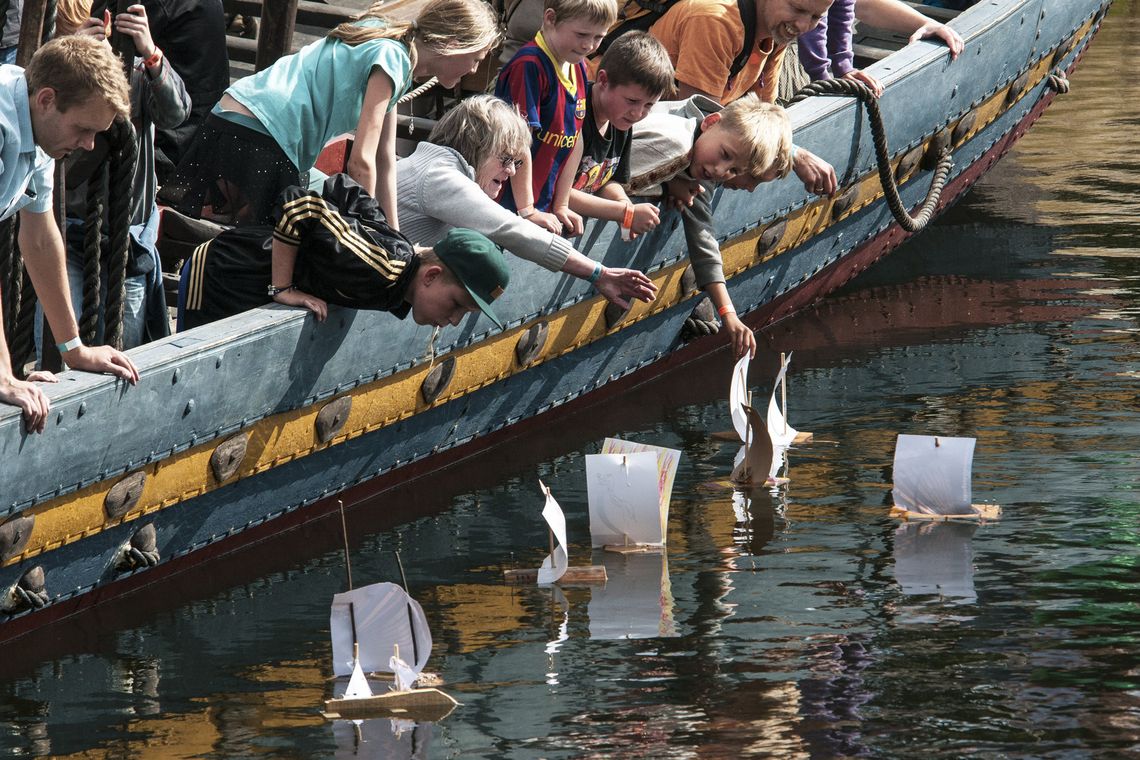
left=40, top=0, right=57, bottom=42
left=80, top=164, right=107, bottom=346
left=789, top=78, right=953, bottom=233
left=104, top=119, right=138, bottom=349
left=0, top=216, right=15, bottom=350
left=10, top=267, right=38, bottom=373
left=397, top=76, right=438, bottom=104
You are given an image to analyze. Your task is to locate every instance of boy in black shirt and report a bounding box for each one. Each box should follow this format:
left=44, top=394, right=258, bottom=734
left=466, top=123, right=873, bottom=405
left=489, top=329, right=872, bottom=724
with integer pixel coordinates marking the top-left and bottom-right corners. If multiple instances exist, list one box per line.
left=569, top=32, right=675, bottom=241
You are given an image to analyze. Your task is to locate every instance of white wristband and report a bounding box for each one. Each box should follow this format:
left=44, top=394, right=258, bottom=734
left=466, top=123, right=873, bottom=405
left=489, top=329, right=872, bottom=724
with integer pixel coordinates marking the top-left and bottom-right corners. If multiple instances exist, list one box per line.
left=56, top=336, right=82, bottom=353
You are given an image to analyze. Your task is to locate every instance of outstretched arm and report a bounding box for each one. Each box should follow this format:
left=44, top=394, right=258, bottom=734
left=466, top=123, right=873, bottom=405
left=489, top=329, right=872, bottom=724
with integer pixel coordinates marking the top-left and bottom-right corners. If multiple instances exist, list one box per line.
left=855, top=0, right=963, bottom=59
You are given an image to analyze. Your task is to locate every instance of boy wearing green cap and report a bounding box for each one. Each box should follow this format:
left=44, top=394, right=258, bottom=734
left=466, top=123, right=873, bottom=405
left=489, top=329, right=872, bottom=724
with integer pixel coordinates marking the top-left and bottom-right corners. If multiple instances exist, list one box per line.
left=179, top=174, right=510, bottom=330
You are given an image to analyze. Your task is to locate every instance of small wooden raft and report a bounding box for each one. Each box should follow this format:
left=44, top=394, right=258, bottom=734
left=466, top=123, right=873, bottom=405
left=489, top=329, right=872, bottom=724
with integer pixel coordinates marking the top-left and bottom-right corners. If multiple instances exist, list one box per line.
left=323, top=686, right=459, bottom=722
left=503, top=565, right=607, bottom=584
left=890, top=503, right=1002, bottom=522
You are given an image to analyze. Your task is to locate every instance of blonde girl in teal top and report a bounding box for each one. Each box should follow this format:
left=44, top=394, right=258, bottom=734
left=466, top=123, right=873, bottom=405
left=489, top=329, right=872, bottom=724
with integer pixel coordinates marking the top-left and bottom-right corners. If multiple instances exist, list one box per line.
left=174, top=0, right=502, bottom=228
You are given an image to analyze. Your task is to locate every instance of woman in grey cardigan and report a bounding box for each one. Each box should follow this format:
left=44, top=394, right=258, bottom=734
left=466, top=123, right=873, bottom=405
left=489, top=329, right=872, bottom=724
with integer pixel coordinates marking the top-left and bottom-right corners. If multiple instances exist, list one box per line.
left=396, top=95, right=656, bottom=308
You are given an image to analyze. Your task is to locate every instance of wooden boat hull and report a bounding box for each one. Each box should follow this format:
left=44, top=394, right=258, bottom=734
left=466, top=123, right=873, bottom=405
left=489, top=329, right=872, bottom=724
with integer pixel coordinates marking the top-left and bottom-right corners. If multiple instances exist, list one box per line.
left=0, top=0, right=1110, bottom=643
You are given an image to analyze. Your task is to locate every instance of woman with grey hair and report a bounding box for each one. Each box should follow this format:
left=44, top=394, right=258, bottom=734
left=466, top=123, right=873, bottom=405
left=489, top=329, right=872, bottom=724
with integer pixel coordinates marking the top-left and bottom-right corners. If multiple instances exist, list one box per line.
left=397, top=95, right=656, bottom=309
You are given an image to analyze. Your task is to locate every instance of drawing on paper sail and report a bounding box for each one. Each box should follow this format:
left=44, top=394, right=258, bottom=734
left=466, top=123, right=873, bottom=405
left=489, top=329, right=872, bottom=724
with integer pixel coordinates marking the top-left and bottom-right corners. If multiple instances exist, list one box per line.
left=586, top=438, right=681, bottom=551
left=323, top=581, right=459, bottom=721
left=503, top=480, right=606, bottom=585
left=890, top=434, right=1000, bottom=520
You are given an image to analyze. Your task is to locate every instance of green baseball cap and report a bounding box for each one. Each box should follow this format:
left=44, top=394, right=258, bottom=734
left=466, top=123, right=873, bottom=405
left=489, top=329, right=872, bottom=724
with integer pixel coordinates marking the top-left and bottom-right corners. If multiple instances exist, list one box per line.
left=433, top=228, right=511, bottom=329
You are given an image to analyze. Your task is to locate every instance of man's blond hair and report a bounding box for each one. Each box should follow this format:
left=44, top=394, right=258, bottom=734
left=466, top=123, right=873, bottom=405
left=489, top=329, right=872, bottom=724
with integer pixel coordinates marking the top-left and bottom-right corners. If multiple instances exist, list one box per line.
left=544, top=0, right=618, bottom=27
left=55, top=0, right=93, bottom=37
left=719, top=95, right=794, bottom=180
left=428, top=94, right=530, bottom=169
left=25, top=35, right=130, bottom=120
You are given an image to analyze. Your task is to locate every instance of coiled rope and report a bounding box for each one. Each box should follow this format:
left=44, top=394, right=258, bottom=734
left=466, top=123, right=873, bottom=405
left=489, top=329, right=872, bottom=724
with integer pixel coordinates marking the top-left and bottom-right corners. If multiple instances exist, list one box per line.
left=788, top=78, right=954, bottom=233
left=9, top=582, right=48, bottom=611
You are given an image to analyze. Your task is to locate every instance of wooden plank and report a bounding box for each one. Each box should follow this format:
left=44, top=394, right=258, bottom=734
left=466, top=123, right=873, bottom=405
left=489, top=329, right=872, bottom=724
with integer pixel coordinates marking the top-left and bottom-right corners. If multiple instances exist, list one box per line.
left=503, top=565, right=607, bottom=585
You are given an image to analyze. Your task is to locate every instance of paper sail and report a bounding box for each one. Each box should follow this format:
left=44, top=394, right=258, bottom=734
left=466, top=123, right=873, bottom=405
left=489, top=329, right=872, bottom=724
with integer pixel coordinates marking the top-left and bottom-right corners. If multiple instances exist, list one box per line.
left=587, top=451, right=664, bottom=547
left=892, top=434, right=976, bottom=516
left=345, top=657, right=373, bottom=699
left=588, top=551, right=677, bottom=639
left=537, top=480, right=569, bottom=585
left=767, top=353, right=799, bottom=448
left=893, top=521, right=977, bottom=601
left=389, top=653, right=418, bottom=693
left=730, top=405, right=775, bottom=485
left=730, top=354, right=751, bottom=443
left=330, top=582, right=433, bottom=677
left=588, top=439, right=681, bottom=547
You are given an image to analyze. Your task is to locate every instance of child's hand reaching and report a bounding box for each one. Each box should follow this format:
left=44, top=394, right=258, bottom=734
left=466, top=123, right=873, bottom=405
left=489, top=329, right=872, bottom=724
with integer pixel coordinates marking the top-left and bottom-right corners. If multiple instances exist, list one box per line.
left=592, top=266, right=658, bottom=308
left=665, top=177, right=702, bottom=210
left=552, top=206, right=583, bottom=237
left=630, top=203, right=660, bottom=236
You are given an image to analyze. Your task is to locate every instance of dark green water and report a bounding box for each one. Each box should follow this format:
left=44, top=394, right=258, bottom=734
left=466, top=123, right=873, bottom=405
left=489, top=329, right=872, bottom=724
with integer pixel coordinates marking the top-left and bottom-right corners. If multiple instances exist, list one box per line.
left=5, top=4, right=1140, bottom=757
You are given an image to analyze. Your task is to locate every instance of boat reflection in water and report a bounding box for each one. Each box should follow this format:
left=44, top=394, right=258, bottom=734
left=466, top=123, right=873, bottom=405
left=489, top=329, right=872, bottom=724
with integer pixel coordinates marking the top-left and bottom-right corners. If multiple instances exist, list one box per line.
left=893, top=521, right=979, bottom=603
left=329, top=716, right=433, bottom=760
left=588, top=551, right=677, bottom=640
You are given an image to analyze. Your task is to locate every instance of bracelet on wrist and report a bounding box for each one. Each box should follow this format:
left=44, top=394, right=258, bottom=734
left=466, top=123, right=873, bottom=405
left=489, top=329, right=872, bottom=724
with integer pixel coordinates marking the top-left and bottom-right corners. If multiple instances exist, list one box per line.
left=621, top=204, right=634, bottom=229
left=586, top=262, right=603, bottom=284
left=717, top=304, right=736, bottom=317
left=56, top=336, right=82, bottom=354
left=142, top=47, right=163, bottom=69
left=517, top=206, right=536, bottom=219
left=268, top=283, right=295, bottom=297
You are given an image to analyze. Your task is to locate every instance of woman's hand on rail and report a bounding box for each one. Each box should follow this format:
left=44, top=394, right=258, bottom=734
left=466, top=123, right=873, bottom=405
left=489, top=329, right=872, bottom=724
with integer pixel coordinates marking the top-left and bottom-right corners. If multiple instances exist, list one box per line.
left=909, top=21, right=963, bottom=60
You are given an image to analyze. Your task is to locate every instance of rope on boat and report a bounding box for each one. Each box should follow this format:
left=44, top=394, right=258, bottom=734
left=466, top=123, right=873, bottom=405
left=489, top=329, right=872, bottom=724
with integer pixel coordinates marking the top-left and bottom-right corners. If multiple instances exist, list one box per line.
left=9, top=583, right=48, bottom=611
left=1047, top=69, right=1070, bottom=94
left=81, top=165, right=107, bottom=346
left=120, top=545, right=161, bottom=569
left=398, top=77, right=438, bottom=104
left=104, top=119, right=138, bottom=350
left=10, top=267, right=38, bottom=374
left=40, top=0, right=57, bottom=43
left=0, top=216, right=15, bottom=366
left=788, top=78, right=953, bottom=233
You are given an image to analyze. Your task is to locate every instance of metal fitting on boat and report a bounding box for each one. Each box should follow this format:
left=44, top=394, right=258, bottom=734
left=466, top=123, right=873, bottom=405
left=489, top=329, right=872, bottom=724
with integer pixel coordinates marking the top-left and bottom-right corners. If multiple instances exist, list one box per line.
left=316, top=397, right=353, bottom=443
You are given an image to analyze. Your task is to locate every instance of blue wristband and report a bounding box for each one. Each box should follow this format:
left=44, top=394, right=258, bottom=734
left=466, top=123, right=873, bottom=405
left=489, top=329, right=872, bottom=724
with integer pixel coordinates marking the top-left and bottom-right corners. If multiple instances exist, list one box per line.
left=587, top=262, right=603, bottom=284
left=56, top=336, right=82, bottom=353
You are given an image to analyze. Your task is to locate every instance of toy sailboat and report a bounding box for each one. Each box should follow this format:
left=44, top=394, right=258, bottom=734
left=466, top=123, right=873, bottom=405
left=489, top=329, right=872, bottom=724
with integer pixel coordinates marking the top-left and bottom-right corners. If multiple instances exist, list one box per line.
left=729, top=353, right=810, bottom=486
left=323, top=581, right=459, bottom=721
left=586, top=438, right=681, bottom=553
left=889, top=434, right=1001, bottom=521
left=503, top=480, right=606, bottom=584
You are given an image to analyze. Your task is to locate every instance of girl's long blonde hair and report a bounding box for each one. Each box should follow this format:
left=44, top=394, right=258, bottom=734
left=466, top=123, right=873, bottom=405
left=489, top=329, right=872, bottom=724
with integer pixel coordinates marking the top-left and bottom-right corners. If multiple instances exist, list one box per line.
left=328, top=0, right=502, bottom=72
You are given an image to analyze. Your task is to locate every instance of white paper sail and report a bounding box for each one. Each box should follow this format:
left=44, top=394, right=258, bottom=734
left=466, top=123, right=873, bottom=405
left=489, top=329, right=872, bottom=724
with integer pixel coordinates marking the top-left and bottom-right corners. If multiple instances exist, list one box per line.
left=389, top=653, right=418, bottom=692
left=598, top=438, right=682, bottom=538
left=330, top=582, right=433, bottom=677
left=892, top=434, right=976, bottom=515
left=344, top=657, right=373, bottom=698
left=587, top=451, right=663, bottom=547
left=588, top=551, right=677, bottom=639
left=537, top=480, right=569, bottom=585
left=893, top=521, right=977, bottom=601
left=767, top=353, right=799, bottom=448
left=730, top=405, right=776, bottom=486
left=730, top=354, right=751, bottom=443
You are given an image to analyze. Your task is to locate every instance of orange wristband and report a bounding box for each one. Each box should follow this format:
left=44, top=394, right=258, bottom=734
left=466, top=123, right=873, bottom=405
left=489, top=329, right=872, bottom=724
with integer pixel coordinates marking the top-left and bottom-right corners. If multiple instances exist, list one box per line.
left=143, top=48, right=163, bottom=69
left=717, top=304, right=736, bottom=317
left=621, top=204, right=634, bottom=229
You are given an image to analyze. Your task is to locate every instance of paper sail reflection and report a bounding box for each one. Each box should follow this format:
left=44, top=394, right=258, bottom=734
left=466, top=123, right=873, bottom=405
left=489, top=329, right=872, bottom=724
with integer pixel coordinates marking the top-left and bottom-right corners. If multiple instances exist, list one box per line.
left=330, top=715, right=434, bottom=759
left=893, top=521, right=977, bottom=602
left=588, top=551, right=677, bottom=639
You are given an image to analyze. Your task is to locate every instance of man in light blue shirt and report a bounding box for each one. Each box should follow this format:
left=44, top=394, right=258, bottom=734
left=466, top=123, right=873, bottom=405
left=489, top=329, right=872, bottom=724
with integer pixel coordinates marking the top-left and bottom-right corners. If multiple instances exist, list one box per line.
left=0, top=35, right=140, bottom=433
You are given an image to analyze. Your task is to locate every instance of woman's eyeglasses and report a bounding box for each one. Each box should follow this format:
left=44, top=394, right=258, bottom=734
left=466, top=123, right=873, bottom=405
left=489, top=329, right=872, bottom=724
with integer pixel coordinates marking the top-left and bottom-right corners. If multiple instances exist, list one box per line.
left=499, top=155, right=525, bottom=171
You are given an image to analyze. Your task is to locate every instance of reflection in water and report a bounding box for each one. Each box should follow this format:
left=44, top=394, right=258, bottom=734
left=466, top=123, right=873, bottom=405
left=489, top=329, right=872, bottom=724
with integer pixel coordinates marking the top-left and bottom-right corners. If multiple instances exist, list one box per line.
left=893, top=521, right=978, bottom=602
left=588, top=552, right=677, bottom=640
left=330, top=718, right=433, bottom=759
